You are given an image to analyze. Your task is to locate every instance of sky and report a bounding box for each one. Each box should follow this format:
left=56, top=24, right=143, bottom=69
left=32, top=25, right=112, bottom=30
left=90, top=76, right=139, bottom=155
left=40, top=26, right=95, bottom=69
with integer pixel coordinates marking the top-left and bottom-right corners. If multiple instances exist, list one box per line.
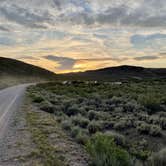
left=0, top=0, right=166, bottom=73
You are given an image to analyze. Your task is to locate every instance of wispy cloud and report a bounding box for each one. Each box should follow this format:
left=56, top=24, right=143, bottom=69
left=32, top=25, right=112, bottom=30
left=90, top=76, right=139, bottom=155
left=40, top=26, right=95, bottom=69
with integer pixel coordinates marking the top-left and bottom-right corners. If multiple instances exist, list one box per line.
left=0, top=25, right=10, bottom=32
left=134, top=55, right=159, bottom=61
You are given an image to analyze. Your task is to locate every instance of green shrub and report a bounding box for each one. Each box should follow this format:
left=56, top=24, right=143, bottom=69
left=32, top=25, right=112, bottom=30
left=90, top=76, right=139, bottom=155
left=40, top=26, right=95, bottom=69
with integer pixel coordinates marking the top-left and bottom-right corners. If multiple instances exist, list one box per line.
left=148, top=148, right=166, bottom=166
left=110, top=96, right=123, bottom=105
left=138, top=95, right=162, bottom=114
left=114, top=107, right=124, bottom=112
left=149, top=125, right=161, bottom=137
left=148, top=116, right=160, bottom=125
left=160, top=117, right=166, bottom=129
left=61, top=120, right=71, bottom=131
left=71, top=126, right=81, bottom=138
left=123, top=100, right=139, bottom=112
left=114, top=119, right=132, bottom=131
left=88, top=110, right=99, bottom=120
left=64, top=105, right=80, bottom=116
left=71, top=115, right=89, bottom=128
left=131, top=149, right=150, bottom=161
left=136, top=122, right=150, bottom=134
left=40, top=101, right=55, bottom=114
left=137, top=113, right=149, bottom=121
left=105, top=131, right=126, bottom=147
left=32, top=95, right=44, bottom=103
left=86, top=133, right=131, bottom=166
left=75, top=131, right=89, bottom=145
left=88, top=121, right=102, bottom=134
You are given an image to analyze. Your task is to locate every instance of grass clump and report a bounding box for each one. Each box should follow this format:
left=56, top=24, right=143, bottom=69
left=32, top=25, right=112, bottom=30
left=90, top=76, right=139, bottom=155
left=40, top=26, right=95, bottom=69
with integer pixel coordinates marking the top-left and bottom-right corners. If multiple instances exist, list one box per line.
left=86, top=133, right=131, bottom=166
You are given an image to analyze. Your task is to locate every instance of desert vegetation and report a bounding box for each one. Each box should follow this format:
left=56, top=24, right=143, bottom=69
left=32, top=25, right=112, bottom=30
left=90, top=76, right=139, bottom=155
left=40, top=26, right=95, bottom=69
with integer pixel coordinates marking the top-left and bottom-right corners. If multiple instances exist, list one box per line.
left=27, top=80, right=166, bottom=165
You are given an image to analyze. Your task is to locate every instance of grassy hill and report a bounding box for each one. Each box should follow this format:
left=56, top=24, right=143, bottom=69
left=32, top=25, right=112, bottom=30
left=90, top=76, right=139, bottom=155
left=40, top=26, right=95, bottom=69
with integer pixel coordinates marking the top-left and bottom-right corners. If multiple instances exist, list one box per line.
left=0, top=57, right=56, bottom=88
left=59, top=65, right=166, bottom=81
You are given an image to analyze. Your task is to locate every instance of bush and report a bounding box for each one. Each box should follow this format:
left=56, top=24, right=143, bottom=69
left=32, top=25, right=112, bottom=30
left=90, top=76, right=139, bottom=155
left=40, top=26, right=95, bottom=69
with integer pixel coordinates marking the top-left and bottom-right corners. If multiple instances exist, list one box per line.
left=64, top=105, right=80, bottom=116
left=148, top=148, right=166, bottom=166
left=102, top=120, right=115, bottom=130
left=136, top=122, right=150, bottom=134
left=32, top=95, right=44, bottom=103
left=160, top=117, right=166, bottom=129
left=105, top=131, right=126, bottom=147
left=131, top=149, right=150, bottom=161
left=88, top=121, right=102, bottom=134
left=61, top=120, right=71, bottom=131
left=149, top=125, right=161, bottom=137
left=110, top=96, right=123, bottom=105
left=75, top=131, right=89, bottom=145
left=71, top=115, right=89, bottom=128
left=71, top=126, right=81, bottom=138
left=114, top=119, right=132, bottom=131
left=40, top=101, right=55, bottom=113
left=123, top=100, right=139, bottom=112
left=137, top=123, right=161, bottom=136
left=88, top=110, right=99, bottom=120
left=86, top=133, right=131, bottom=166
left=148, top=116, right=160, bottom=125
left=138, top=95, right=162, bottom=114
left=114, top=121, right=126, bottom=130
left=114, top=107, right=124, bottom=112
left=137, top=113, right=149, bottom=121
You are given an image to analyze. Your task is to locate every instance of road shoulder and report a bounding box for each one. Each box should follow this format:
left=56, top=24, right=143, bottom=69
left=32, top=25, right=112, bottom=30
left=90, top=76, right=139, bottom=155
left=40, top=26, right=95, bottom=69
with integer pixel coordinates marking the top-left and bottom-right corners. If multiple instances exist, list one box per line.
left=0, top=95, right=89, bottom=166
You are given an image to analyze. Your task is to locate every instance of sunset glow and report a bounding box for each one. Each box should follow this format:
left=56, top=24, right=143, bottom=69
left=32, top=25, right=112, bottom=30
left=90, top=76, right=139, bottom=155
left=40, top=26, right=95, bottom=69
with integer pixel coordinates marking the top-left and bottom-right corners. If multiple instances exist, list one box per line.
left=0, top=0, right=166, bottom=73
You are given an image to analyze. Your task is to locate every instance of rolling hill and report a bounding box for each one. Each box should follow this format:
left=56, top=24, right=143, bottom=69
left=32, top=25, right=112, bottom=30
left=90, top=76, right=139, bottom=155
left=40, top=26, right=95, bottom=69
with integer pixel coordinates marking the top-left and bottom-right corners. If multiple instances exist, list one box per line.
left=59, top=65, right=166, bottom=81
left=0, top=57, right=166, bottom=88
left=0, top=57, right=56, bottom=88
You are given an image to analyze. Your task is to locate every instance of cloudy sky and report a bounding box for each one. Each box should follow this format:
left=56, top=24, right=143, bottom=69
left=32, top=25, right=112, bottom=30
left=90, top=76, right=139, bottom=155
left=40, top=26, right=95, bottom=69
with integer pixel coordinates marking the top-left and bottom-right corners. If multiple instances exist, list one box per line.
left=0, top=0, right=166, bottom=73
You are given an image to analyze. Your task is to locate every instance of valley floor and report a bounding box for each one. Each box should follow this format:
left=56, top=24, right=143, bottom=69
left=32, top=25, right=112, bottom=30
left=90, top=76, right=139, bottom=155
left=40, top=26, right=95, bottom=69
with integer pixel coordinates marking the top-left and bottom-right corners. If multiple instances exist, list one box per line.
left=0, top=80, right=166, bottom=166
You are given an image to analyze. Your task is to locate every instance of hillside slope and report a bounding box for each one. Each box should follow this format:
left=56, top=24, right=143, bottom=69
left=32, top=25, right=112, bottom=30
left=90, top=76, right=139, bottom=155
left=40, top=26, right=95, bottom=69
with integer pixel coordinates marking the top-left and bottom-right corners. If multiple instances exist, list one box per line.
left=59, top=65, right=166, bottom=81
left=0, top=57, right=56, bottom=88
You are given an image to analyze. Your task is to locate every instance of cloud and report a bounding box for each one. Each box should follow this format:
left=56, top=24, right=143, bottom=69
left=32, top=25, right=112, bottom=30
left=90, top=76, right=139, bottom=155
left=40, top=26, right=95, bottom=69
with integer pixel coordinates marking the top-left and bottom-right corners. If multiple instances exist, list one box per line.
left=44, top=55, right=76, bottom=70
left=0, top=0, right=166, bottom=30
left=0, top=4, right=52, bottom=29
left=134, top=55, right=159, bottom=61
left=44, top=55, right=128, bottom=71
left=18, top=56, right=40, bottom=60
left=160, top=52, right=166, bottom=56
left=0, top=36, right=16, bottom=46
left=0, top=0, right=165, bottom=71
left=0, top=25, right=10, bottom=32
left=130, top=33, right=166, bottom=49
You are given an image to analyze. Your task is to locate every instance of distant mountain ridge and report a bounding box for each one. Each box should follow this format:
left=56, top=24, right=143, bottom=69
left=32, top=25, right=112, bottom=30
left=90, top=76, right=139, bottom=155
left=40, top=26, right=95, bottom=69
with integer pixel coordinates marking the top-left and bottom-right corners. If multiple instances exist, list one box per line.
left=0, top=57, right=165, bottom=82
left=60, top=65, right=166, bottom=81
left=0, top=57, right=56, bottom=80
